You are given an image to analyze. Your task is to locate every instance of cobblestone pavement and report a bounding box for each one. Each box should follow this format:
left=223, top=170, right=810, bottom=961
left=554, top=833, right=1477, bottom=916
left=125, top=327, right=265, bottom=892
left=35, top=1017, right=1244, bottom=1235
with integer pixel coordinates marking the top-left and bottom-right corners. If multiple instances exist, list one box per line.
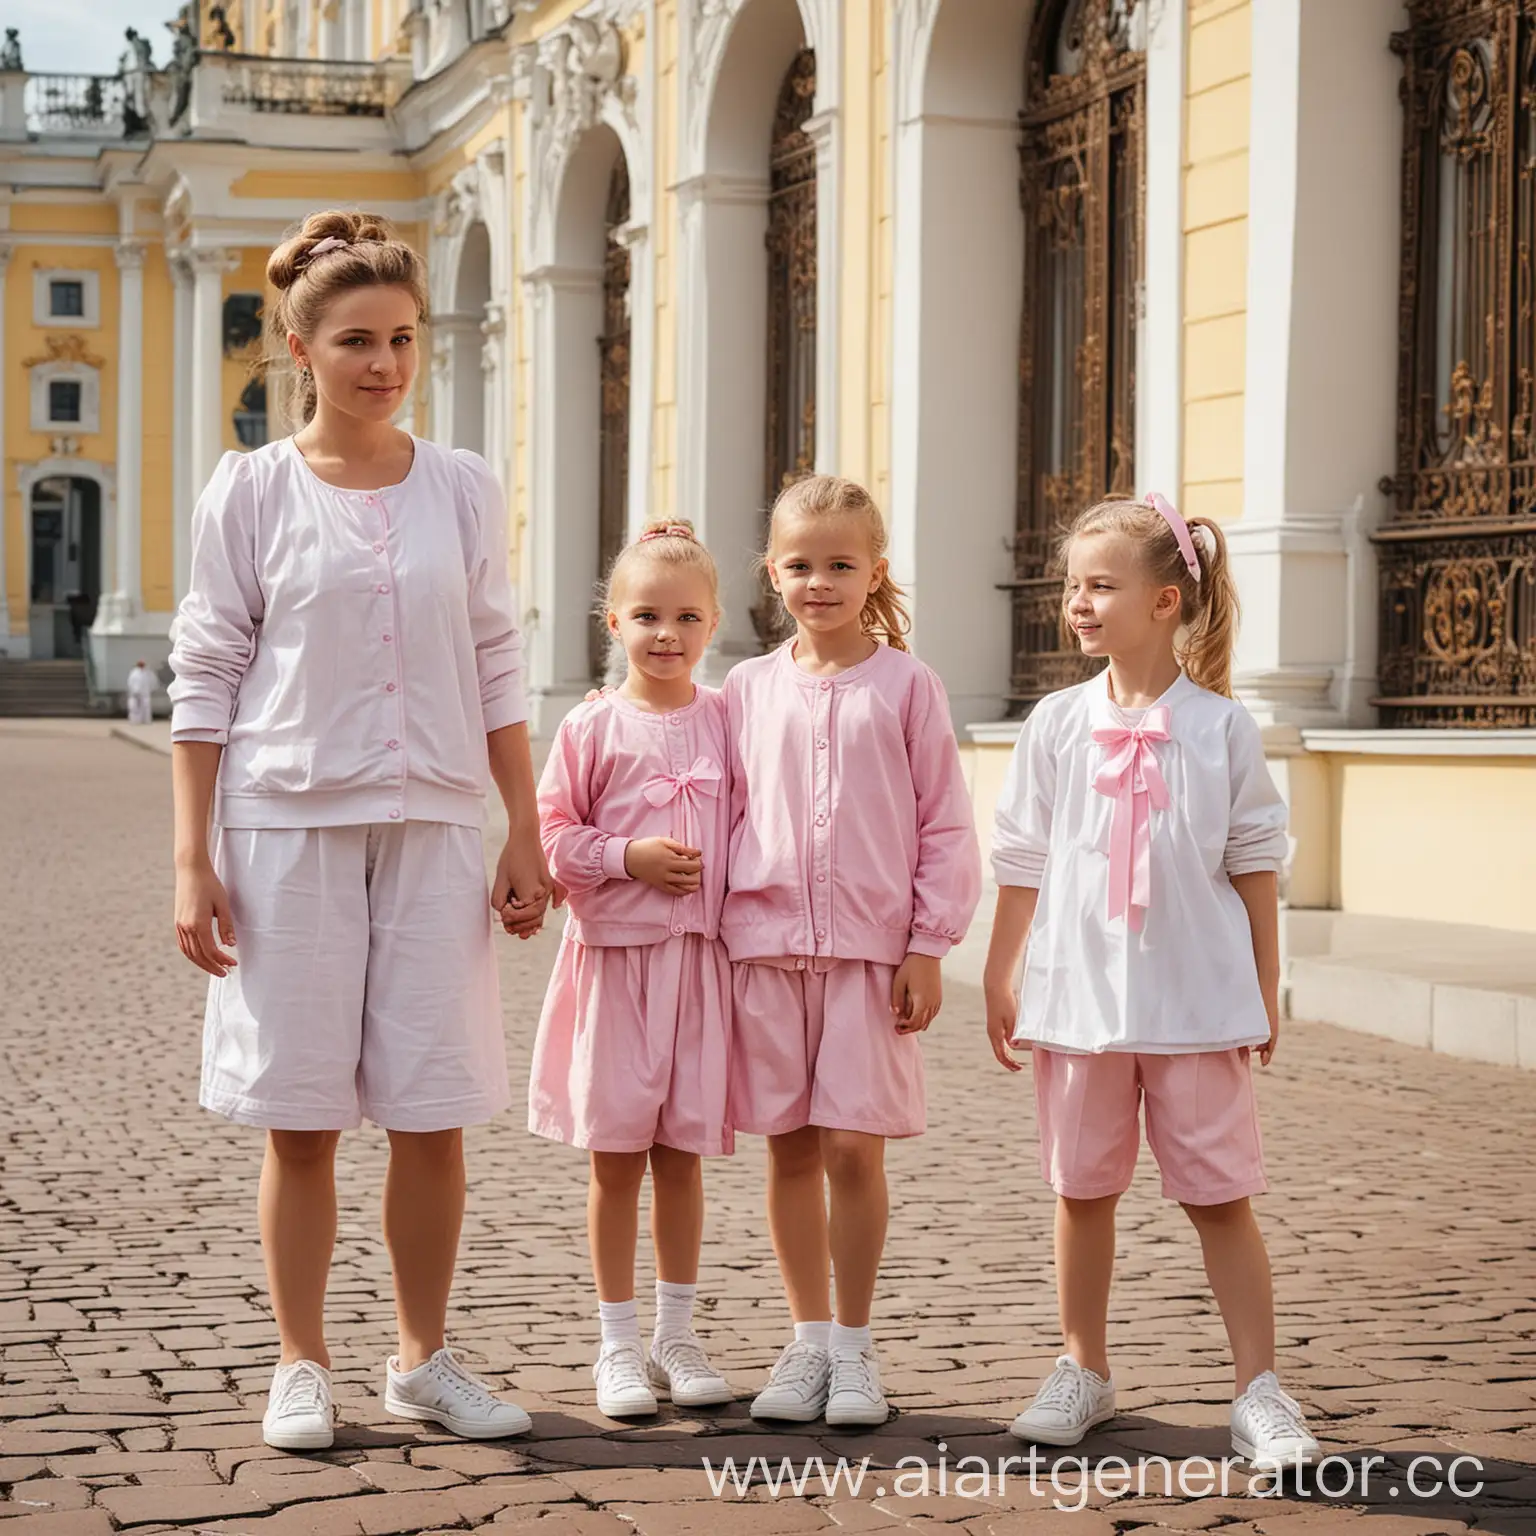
left=2, top=725, right=1534, bottom=1535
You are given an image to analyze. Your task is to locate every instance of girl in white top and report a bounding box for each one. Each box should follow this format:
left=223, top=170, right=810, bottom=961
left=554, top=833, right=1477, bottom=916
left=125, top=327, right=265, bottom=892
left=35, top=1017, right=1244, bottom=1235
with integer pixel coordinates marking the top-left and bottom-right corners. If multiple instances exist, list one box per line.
left=169, top=210, right=552, bottom=1453
left=983, top=494, right=1321, bottom=1473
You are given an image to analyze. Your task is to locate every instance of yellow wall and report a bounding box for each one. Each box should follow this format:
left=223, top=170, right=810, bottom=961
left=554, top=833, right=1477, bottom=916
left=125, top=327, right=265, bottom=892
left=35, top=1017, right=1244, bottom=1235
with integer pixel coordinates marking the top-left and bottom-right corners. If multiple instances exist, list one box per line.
left=1182, top=0, right=1250, bottom=524
left=140, top=250, right=176, bottom=614
left=230, top=170, right=424, bottom=202
left=1330, top=759, right=1536, bottom=934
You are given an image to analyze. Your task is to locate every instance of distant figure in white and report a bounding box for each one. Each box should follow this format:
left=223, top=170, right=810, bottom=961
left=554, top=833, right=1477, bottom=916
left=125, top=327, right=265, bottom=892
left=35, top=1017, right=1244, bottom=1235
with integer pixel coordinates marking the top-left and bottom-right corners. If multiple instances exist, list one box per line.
left=126, top=660, right=155, bottom=725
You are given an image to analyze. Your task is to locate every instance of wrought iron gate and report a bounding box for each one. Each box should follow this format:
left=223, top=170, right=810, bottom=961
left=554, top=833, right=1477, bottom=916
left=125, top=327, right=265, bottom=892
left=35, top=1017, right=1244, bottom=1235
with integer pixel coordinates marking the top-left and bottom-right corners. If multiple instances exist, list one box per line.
left=1378, top=0, right=1536, bottom=725
left=1008, top=0, right=1144, bottom=711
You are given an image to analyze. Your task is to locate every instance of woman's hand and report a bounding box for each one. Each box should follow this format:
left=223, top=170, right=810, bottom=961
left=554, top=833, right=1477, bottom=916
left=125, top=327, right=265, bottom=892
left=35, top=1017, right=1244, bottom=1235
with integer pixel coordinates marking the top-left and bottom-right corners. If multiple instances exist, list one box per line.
left=984, top=981, right=1026, bottom=1072
left=175, top=858, right=237, bottom=978
left=492, top=830, right=558, bottom=941
left=625, top=837, right=703, bottom=895
left=891, top=953, right=942, bottom=1035
left=1257, top=977, right=1280, bottom=1066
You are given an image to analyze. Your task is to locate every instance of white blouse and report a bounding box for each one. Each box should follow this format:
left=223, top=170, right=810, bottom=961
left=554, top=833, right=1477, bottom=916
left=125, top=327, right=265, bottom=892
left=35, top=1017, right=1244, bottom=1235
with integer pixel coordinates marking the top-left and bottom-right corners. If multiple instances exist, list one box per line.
left=168, top=437, right=526, bottom=830
left=993, top=671, right=1288, bottom=1055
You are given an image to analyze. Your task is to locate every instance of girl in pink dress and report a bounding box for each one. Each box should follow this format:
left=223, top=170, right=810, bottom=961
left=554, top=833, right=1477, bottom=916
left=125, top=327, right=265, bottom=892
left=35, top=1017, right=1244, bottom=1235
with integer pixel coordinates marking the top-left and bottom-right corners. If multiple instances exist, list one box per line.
left=722, top=476, right=982, bottom=1427
left=529, top=521, right=735, bottom=1422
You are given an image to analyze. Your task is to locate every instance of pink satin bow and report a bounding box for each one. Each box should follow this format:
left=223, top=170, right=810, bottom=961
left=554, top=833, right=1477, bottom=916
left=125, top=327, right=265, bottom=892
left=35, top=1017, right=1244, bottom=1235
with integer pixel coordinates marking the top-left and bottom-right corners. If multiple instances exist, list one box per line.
left=1092, top=706, right=1172, bottom=932
left=642, top=756, right=722, bottom=808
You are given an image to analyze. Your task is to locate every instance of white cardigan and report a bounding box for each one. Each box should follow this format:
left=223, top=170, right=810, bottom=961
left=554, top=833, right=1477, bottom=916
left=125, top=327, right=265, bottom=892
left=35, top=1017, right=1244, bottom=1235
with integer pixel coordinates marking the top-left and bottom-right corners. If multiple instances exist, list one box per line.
left=169, top=436, right=526, bottom=830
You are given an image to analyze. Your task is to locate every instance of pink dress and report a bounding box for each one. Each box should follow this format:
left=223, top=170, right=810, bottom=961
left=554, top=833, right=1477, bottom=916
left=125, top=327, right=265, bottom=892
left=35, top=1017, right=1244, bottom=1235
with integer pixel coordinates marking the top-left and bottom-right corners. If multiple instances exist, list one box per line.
left=528, top=687, right=733, bottom=1156
left=722, top=641, right=982, bottom=1138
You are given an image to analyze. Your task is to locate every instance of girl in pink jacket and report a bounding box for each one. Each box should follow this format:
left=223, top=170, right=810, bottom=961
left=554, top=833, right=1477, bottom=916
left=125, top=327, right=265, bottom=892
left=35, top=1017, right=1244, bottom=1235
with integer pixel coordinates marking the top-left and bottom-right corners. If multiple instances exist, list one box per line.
left=529, top=521, right=735, bottom=1422
left=723, top=475, right=982, bottom=1428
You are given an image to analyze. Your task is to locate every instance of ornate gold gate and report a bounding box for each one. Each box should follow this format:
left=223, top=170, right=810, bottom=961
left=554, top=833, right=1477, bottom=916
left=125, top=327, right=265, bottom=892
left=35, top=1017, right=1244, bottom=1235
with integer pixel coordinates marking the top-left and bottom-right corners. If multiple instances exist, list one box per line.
left=756, top=47, right=818, bottom=648
left=1378, top=0, right=1536, bottom=725
left=594, top=154, right=631, bottom=683
left=1008, top=0, right=1144, bottom=711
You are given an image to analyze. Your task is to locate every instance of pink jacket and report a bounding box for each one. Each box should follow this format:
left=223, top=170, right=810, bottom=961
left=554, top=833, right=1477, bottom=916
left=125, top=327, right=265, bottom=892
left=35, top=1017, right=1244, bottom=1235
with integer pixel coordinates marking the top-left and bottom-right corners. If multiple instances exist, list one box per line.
left=539, top=687, right=731, bottom=947
left=721, top=641, right=982, bottom=966
left=168, top=437, right=526, bottom=830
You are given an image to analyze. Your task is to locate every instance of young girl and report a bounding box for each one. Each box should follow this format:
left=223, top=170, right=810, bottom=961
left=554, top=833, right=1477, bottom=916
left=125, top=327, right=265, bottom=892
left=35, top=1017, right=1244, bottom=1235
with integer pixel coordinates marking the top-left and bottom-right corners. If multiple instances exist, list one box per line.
left=530, top=521, right=736, bottom=1420
left=169, top=210, right=550, bottom=1450
left=982, top=493, right=1321, bottom=1471
left=722, top=476, right=982, bottom=1427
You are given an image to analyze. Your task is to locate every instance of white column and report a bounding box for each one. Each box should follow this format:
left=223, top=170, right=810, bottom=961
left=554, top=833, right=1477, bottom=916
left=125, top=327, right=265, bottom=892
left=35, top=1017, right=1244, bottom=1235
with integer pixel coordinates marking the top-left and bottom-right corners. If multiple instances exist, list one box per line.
left=804, top=109, right=841, bottom=473
left=617, top=221, right=652, bottom=538
left=172, top=255, right=195, bottom=603
left=0, top=241, right=12, bottom=654
left=96, top=240, right=147, bottom=632
left=188, top=248, right=236, bottom=507
left=481, top=302, right=506, bottom=483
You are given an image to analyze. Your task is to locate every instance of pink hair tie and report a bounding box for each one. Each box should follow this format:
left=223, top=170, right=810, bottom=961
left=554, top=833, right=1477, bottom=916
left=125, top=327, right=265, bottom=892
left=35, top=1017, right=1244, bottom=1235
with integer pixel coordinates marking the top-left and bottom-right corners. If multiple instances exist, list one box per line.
left=639, top=524, right=693, bottom=543
left=298, top=235, right=350, bottom=270
left=1146, top=491, right=1202, bottom=582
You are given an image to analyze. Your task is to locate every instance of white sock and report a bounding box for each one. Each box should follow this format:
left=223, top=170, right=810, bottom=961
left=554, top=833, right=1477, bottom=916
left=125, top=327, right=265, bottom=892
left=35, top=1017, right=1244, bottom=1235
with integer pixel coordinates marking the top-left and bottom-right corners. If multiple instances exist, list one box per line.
left=653, top=1280, right=697, bottom=1343
left=830, top=1322, right=873, bottom=1355
left=794, top=1319, right=832, bottom=1351
left=598, top=1298, right=640, bottom=1350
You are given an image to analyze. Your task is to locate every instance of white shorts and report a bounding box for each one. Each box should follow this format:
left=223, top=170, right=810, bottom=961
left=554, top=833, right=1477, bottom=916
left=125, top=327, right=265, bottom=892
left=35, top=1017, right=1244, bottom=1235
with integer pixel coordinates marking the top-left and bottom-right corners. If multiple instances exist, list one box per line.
left=200, top=822, right=510, bottom=1133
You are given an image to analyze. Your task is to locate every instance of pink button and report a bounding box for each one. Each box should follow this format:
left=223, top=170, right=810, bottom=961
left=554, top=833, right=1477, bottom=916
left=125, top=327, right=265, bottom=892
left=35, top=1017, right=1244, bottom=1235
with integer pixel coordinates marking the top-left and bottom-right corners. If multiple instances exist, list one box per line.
left=795, top=959, right=806, bottom=970
left=385, top=683, right=397, bottom=693
left=373, top=543, right=385, bottom=554
left=388, top=809, right=401, bottom=819
left=386, top=739, right=399, bottom=750
left=815, top=814, right=826, bottom=826
left=817, top=740, right=828, bottom=749
left=820, top=681, right=831, bottom=691
left=377, top=584, right=390, bottom=594
left=382, top=633, right=393, bottom=643
left=671, top=924, right=684, bottom=936
left=815, top=930, right=826, bottom=941
left=816, top=874, right=826, bottom=883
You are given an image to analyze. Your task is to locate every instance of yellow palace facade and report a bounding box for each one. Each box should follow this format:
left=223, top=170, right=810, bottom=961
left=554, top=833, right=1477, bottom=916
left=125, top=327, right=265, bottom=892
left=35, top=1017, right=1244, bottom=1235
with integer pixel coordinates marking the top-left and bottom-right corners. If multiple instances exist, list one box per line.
left=0, top=0, right=1532, bottom=1061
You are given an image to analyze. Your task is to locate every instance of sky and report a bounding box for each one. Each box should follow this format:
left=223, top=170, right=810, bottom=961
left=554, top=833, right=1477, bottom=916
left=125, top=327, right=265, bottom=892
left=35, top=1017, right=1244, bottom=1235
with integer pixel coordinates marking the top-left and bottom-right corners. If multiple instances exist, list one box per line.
left=10, top=0, right=184, bottom=79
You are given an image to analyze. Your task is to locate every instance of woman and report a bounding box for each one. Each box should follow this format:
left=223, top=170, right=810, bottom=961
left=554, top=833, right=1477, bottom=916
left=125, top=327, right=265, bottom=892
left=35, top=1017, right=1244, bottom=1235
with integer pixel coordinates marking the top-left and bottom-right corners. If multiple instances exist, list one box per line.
left=169, top=209, right=551, bottom=1450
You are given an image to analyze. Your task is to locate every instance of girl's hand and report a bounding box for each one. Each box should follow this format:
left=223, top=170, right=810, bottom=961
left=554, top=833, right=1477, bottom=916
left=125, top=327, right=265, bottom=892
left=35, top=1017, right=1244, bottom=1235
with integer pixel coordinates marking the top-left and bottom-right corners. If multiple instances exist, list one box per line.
left=626, top=837, right=703, bottom=895
left=1258, top=981, right=1281, bottom=1066
left=175, top=859, right=237, bottom=978
left=984, top=982, right=1026, bottom=1072
left=891, top=953, right=942, bottom=1034
left=493, top=832, right=557, bottom=941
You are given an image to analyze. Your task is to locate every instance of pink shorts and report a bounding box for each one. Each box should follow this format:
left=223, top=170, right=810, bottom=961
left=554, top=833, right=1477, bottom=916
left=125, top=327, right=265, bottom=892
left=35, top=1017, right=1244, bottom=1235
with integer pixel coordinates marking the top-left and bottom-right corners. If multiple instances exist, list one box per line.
left=528, top=932, right=733, bottom=1156
left=730, top=959, right=924, bottom=1139
left=1031, top=1047, right=1267, bottom=1205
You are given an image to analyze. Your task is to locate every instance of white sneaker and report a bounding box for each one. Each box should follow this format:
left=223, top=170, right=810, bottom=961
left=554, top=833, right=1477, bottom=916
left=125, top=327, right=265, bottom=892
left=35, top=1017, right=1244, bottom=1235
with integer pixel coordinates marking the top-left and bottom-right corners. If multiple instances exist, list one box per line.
left=825, top=1346, right=889, bottom=1427
left=648, top=1333, right=733, bottom=1408
left=1009, top=1355, right=1116, bottom=1446
left=1231, top=1371, right=1321, bottom=1470
left=749, top=1340, right=832, bottom=1423
left=384, top=1347, right=531, bottom=1438
left=594, top=1339, right=659, bottom=1418
left=262, top=1359, right=335, bottom=1451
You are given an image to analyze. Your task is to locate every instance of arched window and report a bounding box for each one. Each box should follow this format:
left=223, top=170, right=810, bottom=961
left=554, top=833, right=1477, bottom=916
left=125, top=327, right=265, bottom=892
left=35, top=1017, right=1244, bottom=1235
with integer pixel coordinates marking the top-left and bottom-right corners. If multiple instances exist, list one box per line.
left=1380, top=0, right=1536, bottom=726
left=757, top=46, right=817, bottom=647
left=594, top=154, right=632, bottom=683
left=1011, top=0, right=1145, bottom=709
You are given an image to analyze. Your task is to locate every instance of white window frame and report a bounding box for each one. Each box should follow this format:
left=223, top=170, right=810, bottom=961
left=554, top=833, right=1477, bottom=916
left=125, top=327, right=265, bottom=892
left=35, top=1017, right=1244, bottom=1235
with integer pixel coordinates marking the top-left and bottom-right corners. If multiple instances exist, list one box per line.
left=34, top=268, right=101, bottom=329
left=31, top=360, right=101, bottom=433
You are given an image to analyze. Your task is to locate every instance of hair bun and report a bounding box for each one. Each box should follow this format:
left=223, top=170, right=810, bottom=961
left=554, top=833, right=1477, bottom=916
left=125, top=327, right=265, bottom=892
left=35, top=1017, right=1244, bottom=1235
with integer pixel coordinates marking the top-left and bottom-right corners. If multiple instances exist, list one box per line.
left=637, top=519, right=697, bottom=543
left=266, top=209, right=397, bottom=292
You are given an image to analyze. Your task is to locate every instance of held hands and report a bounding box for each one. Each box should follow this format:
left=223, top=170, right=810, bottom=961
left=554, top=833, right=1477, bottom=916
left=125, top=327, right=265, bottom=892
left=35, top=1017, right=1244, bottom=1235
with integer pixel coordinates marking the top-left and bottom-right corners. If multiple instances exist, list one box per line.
left=984, top=981, right=1029, bottom=1072
left=175, top=859, right=237, bottom=978
left=493, top=830, right=563, bottom=941
left=891, top=952, right=942, bottom=1035
left=625, top=837, right=703, bottom=895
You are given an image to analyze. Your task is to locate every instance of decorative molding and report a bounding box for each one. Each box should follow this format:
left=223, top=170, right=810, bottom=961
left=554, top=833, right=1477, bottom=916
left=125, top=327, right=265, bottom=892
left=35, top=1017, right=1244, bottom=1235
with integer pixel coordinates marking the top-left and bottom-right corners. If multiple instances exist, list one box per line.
left=513, top=8, right=643, bottom=270
left=114, top=240, right=147, bottom=271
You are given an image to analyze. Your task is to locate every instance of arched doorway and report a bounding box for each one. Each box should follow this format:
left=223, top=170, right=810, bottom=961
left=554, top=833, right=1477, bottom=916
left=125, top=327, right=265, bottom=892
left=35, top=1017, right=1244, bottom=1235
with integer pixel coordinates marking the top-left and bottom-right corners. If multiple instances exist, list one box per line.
left=1011, top=0, right=1145, bottom=709
left=29, top=476, right=101, bottom=660
left=594, top=156, right=632, bottom=682
left=451, top=221, right=492, bottom=457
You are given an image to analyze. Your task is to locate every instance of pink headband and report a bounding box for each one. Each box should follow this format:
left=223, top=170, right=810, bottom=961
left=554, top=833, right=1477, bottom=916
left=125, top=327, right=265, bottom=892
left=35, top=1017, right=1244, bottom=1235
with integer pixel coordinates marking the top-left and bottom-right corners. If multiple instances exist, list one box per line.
left=1146, top=491, right=1202, bottom=582
left=639, top=524, right=694, bottom=544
